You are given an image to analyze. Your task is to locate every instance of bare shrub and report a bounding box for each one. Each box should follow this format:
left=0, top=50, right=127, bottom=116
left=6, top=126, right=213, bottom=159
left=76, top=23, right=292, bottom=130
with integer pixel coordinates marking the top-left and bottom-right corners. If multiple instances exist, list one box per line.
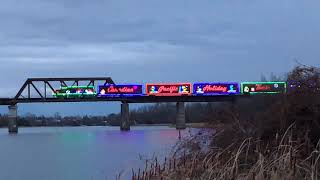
left=136, top=65, right=320, bottom=180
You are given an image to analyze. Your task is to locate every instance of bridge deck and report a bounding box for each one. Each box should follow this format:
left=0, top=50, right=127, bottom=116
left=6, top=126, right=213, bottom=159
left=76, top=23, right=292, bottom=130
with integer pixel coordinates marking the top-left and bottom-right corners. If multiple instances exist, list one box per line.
left=0, top=95, right=249, bottom=105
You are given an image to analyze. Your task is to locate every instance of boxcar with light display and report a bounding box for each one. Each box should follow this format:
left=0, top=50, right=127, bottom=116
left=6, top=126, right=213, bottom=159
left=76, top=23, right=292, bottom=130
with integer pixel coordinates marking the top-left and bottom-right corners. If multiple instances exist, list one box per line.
left=146, top=83, right=192, bottom=96
left=241, top=82, right=287, bottom=94
left=98, top=84, right=143, bottom=97
left=193, top=82, right=240, bottom=95
left=53, top=86, right=96, bottom=98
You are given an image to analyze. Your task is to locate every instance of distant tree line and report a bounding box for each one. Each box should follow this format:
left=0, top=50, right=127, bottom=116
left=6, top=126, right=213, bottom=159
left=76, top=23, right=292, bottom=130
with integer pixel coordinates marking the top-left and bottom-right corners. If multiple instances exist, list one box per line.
left=0, top=113, right=108, bottom=127
left=0, top=102, right=223, bottom=127
left=108, top=102, right=223, bottom=126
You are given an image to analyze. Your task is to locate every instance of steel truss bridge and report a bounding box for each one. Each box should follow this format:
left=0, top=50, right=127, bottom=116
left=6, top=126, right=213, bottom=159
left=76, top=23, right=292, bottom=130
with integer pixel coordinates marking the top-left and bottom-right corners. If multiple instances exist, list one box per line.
left=0, top=77, right=249, bottom=134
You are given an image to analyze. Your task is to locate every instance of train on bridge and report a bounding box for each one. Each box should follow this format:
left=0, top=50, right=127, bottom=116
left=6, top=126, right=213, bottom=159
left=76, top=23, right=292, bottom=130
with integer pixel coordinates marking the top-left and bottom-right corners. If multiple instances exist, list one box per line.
left=0, top=79, right=303, bottom=134
left=52, top=81, right=287, bottom=98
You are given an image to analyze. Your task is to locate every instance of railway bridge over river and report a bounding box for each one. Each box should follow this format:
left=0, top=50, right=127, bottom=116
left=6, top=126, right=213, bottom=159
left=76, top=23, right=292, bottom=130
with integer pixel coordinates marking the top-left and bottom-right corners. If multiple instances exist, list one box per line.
left=0, top=77, right=275, bottom=134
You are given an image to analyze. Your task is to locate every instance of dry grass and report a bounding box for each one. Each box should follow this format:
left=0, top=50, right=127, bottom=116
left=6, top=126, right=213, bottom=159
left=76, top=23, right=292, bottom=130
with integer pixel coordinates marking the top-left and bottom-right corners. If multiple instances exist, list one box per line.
left=132, top=125, right=320, bottom=180
left=130, top=65, right=320, bottom=180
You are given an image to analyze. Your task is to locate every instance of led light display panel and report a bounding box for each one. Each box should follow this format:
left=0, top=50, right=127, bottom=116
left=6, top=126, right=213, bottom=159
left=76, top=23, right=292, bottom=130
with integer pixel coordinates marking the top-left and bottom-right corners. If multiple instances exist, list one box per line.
left=193, top=83, right=239, bottom=95
left=53, top=86, right=96, bottom=98
left=98, top=85, right=143, bottom=96
left=241, top=82, right=286, bottom=94
left=146, top=83, right=192, bottom=96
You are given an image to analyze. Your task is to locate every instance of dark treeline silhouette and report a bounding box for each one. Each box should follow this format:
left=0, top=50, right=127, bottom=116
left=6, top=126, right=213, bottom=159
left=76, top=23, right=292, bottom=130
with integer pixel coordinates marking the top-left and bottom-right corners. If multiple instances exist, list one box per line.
left=0, top=102, right=222, bottom=127
left=0, top=102, right=219, bottom=127
left=109, top=102, right=220, bottom=126
left=0, top=113, right=108, bottom=127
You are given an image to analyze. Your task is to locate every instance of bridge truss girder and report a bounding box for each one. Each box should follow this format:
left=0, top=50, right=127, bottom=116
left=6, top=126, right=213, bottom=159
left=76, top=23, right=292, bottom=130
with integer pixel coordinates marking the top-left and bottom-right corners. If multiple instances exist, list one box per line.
left=14, top=77, right=115, bottom=101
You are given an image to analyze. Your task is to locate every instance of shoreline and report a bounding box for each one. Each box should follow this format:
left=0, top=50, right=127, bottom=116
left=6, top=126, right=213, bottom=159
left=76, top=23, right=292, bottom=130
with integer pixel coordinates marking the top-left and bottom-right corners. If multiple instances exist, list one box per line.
left=0, top=123, right=211, bottom=129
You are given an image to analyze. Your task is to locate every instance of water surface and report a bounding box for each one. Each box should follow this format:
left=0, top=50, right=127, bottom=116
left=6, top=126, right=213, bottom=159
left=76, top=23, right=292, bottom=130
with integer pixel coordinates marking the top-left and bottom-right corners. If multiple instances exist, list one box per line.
left=0, top=126, right=188, bottom=180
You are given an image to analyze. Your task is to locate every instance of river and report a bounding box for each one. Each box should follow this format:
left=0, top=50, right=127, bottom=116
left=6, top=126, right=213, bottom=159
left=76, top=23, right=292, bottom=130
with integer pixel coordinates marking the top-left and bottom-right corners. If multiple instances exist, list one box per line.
left=0, top=126, right=191, bottom=180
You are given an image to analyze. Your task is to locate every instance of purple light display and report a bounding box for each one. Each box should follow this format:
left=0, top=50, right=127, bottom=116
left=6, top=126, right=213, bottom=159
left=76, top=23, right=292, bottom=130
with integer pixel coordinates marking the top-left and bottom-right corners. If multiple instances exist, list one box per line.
left=193, top=83, right=240, bottom=95
left=98, top=84, right=143, bottom=96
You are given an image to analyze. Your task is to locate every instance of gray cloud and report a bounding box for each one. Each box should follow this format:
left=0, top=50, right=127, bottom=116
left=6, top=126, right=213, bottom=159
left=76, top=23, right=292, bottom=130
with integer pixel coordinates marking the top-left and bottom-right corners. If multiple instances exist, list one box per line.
left=0, top=0, right=320, bottom=115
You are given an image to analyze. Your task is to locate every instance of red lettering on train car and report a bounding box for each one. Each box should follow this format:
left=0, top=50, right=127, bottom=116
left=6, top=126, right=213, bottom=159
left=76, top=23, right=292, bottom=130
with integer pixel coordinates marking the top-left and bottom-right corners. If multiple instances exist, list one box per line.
left=203, top=85, right=227, bottom=92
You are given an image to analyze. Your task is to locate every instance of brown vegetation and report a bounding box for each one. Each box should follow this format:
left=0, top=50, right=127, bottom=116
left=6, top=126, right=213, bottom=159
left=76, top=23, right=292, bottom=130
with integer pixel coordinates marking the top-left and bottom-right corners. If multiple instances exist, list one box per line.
left=132, top=65, right=320, bottom=180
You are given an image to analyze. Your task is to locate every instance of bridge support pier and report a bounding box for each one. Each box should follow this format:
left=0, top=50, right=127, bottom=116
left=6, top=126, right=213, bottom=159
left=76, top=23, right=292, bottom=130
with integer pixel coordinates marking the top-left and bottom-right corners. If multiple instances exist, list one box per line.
left=120, top=102, right=130, bottom=131
left=8, top=105, right=18, bottom=134
left=176, top=102, right=186, bottom=130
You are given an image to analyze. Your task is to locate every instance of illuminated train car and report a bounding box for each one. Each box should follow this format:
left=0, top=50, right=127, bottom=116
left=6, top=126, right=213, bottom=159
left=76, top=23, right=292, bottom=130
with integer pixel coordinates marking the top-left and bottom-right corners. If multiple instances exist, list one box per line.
left=98, top=84, right=143, bottom=97
left=193, top=82, right=240, bottom=95
left=241, top=82, right=287, bottom=94
left=53, top=86, right=96, bottom=98
left=146, top=83, right=192, bottom=96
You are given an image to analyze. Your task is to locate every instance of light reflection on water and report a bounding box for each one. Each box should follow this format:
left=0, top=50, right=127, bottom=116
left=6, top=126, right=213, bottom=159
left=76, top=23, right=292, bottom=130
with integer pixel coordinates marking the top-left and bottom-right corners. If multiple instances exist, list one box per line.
left=0, top=126, right=195, bottom=180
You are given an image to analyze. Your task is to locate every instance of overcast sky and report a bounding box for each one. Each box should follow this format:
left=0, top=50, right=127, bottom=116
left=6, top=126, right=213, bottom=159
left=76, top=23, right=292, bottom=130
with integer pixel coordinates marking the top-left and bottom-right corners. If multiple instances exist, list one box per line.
left=0, top=0, right=319, bottom=116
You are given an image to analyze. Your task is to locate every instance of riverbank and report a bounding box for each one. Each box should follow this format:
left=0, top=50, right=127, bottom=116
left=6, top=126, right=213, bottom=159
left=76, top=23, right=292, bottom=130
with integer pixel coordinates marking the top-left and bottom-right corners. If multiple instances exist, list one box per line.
left=131, top=65, right=320, bottom=180
left=166, top=122, right=211, bottom=129
left=133, top=129, right=318, bottom=180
